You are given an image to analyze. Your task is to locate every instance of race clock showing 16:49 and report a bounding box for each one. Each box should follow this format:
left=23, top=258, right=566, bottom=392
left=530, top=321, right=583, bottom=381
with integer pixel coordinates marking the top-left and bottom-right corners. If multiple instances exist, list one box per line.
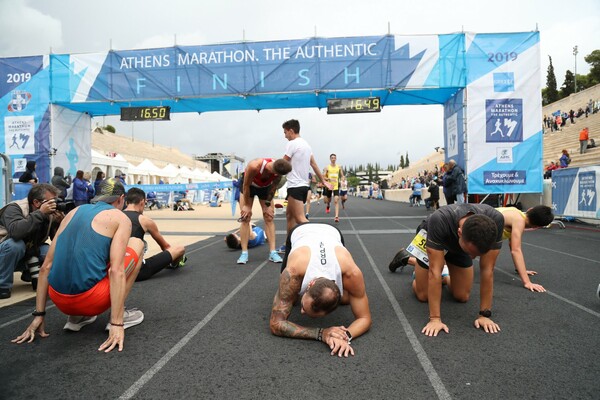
left=326, top=97, right=381, bottom=114
left=120, top=106, right=171, bottom=121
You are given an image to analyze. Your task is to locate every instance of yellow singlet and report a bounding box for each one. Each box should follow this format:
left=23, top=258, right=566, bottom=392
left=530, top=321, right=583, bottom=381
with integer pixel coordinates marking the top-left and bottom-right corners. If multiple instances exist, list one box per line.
left=325, top=164, right=341, bottom=190
left=497, top=207, right=527, bottom=241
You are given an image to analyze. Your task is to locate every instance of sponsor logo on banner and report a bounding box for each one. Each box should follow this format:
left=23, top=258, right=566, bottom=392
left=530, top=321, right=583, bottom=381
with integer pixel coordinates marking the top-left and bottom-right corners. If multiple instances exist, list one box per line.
left=483, top=170, right=526, bottom=185
left=13, top=158, right=27, bottom=172
left=485, top=99, right=523, bottom=143
left=496, top=147, right=513, bottom=163
left=446, top=113, right=458, bottom=157
left=578, top=171, right=596, bottom=211
left=7, top=90, right=32, bottom=112
left=493, top=72, right=514, bottom=92
left=4, top=115, right=35, bottom=155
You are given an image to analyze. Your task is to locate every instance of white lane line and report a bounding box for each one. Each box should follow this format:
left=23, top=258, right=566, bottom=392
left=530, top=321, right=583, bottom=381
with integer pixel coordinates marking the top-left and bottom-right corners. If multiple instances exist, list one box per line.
left=119, top=259, right=268, bottom=400
left=0, top=304, right=56, bottom=329
left=347, top=219, right=451, bottom=400
left=522, top=242, right=600, bottom=264
left=0, top=240, right=221, bottom=329
left=494, top=268, right=600, bottom=318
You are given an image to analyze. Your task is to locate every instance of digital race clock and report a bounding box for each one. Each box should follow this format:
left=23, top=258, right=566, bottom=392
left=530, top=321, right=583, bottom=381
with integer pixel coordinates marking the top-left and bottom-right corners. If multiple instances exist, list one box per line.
left=120, top=106, right=171, bottom=121
left=326, top=97, right=381, bottom=114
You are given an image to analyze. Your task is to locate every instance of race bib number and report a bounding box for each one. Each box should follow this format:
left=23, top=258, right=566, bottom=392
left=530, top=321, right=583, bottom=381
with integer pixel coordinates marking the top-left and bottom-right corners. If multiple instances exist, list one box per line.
left=407, top=229, right=429, bottom=266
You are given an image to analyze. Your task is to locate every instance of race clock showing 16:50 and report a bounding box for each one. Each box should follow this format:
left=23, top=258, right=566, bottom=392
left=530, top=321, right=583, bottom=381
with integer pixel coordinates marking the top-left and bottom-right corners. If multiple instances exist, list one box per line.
left=327, top=97, right=381, bottom=114
left=120, top=106, right=171, bottom=121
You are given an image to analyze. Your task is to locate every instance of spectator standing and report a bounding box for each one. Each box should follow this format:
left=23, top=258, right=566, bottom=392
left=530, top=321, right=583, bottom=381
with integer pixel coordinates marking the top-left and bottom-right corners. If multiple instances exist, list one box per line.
left=444, top=159, right=467, bottom=204
left=51, top=167, right=71, bottom=200
left=579, top=127, right=589, bottom=154
left=426, top=179, right=440, bottom=210
left=72, top=170, right=93, bottom=207
left=94, top=171, right=105, bottom=195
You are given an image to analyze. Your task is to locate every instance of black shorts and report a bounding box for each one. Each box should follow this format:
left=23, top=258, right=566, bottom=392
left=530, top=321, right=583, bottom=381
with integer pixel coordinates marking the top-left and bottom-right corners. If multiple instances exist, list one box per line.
left=323, top=188, right=340, bottom=198
left=286, top=186, right=309, bottom=203
left=414, top=222, right=472, bottom=269
left=239, top=174, right=271, bottom=200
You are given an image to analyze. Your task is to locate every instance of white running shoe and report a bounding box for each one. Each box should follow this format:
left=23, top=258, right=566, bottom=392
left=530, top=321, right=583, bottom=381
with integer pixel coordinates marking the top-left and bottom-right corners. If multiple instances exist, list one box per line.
left=105, top=308, right=144, bottom=331
left=64, top=315, right=97, bottom=332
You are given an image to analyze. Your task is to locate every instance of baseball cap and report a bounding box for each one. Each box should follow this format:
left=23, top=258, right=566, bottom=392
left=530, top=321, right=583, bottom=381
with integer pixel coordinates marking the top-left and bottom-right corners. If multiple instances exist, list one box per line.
left=91, top=178, right=125, bottom=203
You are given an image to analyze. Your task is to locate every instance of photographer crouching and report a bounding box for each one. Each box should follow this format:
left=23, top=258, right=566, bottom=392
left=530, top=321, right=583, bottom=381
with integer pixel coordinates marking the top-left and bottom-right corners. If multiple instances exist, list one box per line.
left=0, top=184, right=64, bottom=299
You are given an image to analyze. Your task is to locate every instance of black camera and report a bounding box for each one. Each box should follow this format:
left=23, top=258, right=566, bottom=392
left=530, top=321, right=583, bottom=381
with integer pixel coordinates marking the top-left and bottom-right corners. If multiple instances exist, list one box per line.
left=56, top=199, right=75, bottom=213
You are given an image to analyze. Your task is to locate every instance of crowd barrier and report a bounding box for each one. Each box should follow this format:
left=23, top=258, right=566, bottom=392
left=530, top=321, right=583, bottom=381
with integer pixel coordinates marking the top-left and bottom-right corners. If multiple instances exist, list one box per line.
left=552, top=165, right=600, bottom=219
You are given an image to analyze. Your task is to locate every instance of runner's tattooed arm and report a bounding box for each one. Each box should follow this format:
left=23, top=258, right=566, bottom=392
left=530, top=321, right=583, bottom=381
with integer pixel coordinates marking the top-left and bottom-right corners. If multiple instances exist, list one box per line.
left=270, top=269, right=319, bottom=339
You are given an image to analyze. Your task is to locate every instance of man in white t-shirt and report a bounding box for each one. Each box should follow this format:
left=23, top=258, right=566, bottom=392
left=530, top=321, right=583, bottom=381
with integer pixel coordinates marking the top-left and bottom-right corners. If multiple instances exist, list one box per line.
left=281, top=119, right=331, bottom=236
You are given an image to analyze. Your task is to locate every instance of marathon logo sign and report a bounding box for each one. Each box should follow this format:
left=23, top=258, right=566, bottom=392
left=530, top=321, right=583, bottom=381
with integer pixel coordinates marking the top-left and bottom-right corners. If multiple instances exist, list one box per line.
left=578, top=171, right=596, bottom=212
left=483, top=170, right=526, bottom=185
left=496, top=147, right=513, bottom=163
left=493, top=72, right=515, bottom=92
left=485, top=99, right=523, bottom=143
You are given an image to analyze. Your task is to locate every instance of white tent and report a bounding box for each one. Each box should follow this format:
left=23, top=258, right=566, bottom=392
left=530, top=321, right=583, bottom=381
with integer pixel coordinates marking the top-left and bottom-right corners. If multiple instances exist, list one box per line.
left=211, top=171, right=231, bottom=181
left=135, top=159, right=163, bottom=175
left=160, top=163, right=180, bottom=179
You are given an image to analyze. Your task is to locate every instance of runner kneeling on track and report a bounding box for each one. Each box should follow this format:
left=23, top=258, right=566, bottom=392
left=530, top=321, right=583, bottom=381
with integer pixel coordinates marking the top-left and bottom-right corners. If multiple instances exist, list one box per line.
left=270, top=223, right=371, bottom=357
left=388, top=204, right=504, bottom=337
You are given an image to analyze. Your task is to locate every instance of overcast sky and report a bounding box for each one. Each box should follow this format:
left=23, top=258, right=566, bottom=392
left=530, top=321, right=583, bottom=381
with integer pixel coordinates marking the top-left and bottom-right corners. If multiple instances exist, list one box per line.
left=1, top=0, right=598, bottom=169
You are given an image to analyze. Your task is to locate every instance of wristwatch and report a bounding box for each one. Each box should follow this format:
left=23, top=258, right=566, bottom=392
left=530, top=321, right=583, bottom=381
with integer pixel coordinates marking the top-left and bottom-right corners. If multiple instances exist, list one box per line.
left=32, top=309, right=46, bottom=316
left=345, top=330, right=353, bottom=343
left=478, top=309, right=492, bottom=318
left=265, top=200, right=271, bottom=207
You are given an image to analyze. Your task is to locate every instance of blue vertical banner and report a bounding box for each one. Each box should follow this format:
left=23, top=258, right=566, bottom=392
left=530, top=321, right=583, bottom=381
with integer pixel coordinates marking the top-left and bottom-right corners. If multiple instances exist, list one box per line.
left=0, top=56, right=52, bottom=182
left=464, top=32, right=542, bottom=194
left=443, top=89, right=465, bottom=168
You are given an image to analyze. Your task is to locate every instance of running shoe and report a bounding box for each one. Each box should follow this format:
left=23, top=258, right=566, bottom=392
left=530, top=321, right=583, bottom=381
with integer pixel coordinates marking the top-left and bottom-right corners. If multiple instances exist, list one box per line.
left=237, top=252, right=249, bottom=264
left=105, top=308, right=144, bottom=331
left=305, top=213, right=310, bottom=220
left=276, top=245, right=287, bottom=254
left=334, top=217, right=339, bottom=223
left=64, top=315, right=97, bottom=332
left=167, top=254, right=187, bottom=269
left=388, top=248, right=411, bottom=273
left=269, top=251, right=283, bottom=263
left=441, top=265, right=449, bottom=278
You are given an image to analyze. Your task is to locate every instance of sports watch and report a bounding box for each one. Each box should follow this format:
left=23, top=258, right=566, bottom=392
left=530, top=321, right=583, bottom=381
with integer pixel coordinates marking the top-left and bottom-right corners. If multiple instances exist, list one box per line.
left=478, top=309, right=492, bottom=318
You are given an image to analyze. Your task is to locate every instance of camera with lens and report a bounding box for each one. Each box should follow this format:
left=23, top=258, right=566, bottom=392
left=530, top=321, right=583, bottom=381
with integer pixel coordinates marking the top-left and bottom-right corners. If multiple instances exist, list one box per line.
left=26, top=256, right=41, bottom=291
left=56, top=199, right=75, bottom=213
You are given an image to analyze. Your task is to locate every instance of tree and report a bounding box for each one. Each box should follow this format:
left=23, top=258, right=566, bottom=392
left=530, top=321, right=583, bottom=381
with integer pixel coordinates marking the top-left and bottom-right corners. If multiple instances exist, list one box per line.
left=400, top=155, right=405, bottom=169
left=347, top=175, right=360, bottom=188
left=105, top=125, right=116, bottom=133
left=560, top=70, right=575, bottom=98
left=405, top=152, right=410, bottom=168
left=584, top=49, right=600, bottom=85
left=544, top=56, right=559, bottom=105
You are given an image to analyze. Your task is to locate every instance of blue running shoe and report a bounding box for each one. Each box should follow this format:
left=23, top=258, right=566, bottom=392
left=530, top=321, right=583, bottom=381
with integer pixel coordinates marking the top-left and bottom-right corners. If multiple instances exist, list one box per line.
left=237, top=252, right=249, bottom=264
left=269, top=251, right=283, bottom=263
left=276, top=245, right=286, bottom=254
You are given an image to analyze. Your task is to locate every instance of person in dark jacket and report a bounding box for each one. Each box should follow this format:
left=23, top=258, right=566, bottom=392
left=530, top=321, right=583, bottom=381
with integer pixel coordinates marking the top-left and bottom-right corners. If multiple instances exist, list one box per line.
left=51, top=166, right=71, bottom=200
left=0, top=184, right=63, bottom=298
left=93, top=171, right=105, bottom=195
left=72, top=170, right=93, bottom=207
left=18, top=160, right=38, bottom=184
left=426, top=179, right=440, bottom=210
left=444, top=159, right=467, bottom=204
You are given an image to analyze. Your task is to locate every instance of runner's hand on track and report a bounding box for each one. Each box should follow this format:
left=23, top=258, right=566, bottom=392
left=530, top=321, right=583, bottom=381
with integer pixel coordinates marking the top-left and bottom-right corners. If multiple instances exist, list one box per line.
left=421, top=319, right=449, bottom=337
left=473, top=317, right=501, bottom=333
left=524, top=282, right=546, bottom=292
left=12, top=317, right=49, bottom=344
left=327, top=337, right=354, bottom=357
